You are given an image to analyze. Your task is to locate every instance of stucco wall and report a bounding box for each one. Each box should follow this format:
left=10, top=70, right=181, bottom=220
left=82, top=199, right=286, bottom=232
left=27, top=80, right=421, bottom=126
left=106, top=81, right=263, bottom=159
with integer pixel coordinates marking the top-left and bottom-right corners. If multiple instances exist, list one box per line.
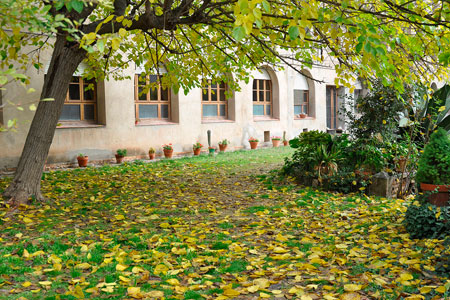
left=0, top=58, right=349, bottom=169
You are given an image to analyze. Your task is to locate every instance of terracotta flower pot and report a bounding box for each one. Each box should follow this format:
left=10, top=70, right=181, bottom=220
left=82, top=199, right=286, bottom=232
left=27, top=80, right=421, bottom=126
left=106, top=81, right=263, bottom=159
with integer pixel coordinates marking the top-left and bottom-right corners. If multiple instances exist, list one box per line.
left=283, top=140, right=289, bottom=146
left=272, top=140, right=281, bottom=147
left=163, top=149, right=173, bottom=158
left=149, top=153, right=156, bottom=160
left=115, top=154, right=124, bottom=164
left=193, top=148, right=201, bottom=156
left=219, top=144, right=228, bottom=152
left=420, top=183, right=450, bottom=207
left=299, top=113, right=307, bottom=119
left=77, top=156, right=89, bottom=167
left=249, top=141, right=258, bottom=149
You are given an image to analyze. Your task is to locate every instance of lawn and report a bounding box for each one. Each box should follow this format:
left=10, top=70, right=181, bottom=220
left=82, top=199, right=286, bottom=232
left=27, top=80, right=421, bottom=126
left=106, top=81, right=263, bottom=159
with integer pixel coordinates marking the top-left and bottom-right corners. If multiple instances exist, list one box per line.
left=0, top=147, right=449, bottom=300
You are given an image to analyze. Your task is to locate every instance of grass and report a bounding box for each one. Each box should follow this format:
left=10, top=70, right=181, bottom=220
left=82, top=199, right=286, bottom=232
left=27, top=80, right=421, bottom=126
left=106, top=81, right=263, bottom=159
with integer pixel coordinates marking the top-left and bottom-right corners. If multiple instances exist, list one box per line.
left=0, top=146, right=449, bottom=299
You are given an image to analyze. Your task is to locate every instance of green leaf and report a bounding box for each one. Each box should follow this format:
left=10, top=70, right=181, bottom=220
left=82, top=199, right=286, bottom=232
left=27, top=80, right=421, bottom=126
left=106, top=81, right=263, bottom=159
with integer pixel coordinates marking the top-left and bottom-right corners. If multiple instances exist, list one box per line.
left=232, top=26, right=246, bottom=41
left=70, top=0, right=84, bottom=13
left=288, top=26, right=300, bottom=40
left=355, top=42, right=363, bottom=53
left=262, top=0, right=270, bottom=12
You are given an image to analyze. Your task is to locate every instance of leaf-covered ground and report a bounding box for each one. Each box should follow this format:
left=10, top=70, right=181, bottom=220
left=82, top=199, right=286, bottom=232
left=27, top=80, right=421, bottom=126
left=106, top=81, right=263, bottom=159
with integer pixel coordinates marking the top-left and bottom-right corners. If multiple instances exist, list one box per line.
left=0, top=148, right=449, bottom=300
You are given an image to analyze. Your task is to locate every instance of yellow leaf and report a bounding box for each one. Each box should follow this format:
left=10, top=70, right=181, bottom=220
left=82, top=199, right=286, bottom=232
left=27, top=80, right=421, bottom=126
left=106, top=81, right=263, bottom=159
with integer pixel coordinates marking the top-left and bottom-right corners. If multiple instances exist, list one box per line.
left=75, top=262, right=91, bottom=270
left=159, top=223, right=170, bottom=228
left=119, top=276, right=131, bottom=283
left=343, top=284, right=362, bottom=292
left=436, top=285, right=446, bottom=293
left=419, top=286, right=433, bottom=294
left=438, top=106, right=446, bottom=112
left=22, top=281, right=32, bottom=287
left=132, top=266, right=145, bottom=273
left=260, top=292, right=271, bottom=298
left=247, top=285, right=259, bottom=293
left=154, top=264, right=168, bottom=275
left=253, top=278, right=270, bottom=289
left=15, top=233, right=23, bottom=238
left=399, top=272, right=413, bottom=281
left=23, top=217, right=33, bottom=224
left=127, top=287, right=143, bottom=299
left=38, top=281, right=52, bottom=286
left=166, top=278, right=179, bottom=285
left=23, top=249, right=30, bottom=258
left=115, top=264, right=128, bottom=271
left=301, top=295, right=313, bottom=300
left=223, top=288, right=240, bottom=296
left=73, top=285, right=84, bottom=299
left=146, top=290, right=164, bottom=297
left=114, top=214, right=125, bottom=220
left=273, top=247, right=289, bottom=253
left=341, top=293, right=361, bottom=300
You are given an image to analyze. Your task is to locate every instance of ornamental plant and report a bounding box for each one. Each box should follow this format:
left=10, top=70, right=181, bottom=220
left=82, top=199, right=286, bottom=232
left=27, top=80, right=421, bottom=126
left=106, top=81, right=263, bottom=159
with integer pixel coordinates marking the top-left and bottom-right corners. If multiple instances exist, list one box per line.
left=271, top=136, right=281, bottom=141
left=162, top=144, right=173, bottom=151
left=116, top=149, right=127, bottom=156
left=193, top=142, right=203, bottom=149
left=248, top=137, right=259, bottom=143
left=218, top=139, right=229, bottom=145
left=416, top=128, right=450, bottom=185
left=77, top=153, right=86, bottom=158
left=148, top=147, right=155, bottom=154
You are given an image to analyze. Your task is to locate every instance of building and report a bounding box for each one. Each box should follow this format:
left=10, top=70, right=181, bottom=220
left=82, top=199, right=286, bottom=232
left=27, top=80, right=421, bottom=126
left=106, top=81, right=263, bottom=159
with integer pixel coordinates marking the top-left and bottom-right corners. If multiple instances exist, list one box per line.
left=0, top=58, right=364, bottom=169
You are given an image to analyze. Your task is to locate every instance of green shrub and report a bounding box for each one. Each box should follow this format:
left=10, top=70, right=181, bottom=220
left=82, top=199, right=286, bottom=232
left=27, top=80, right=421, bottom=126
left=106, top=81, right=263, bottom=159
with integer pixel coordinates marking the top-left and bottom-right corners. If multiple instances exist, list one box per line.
left=416, top=128, right=450, bottom=185
left=289, top=130, right=332, bottom=150
left=404, top=194, right=450, bottom=239
left=116, top=149, right=128, bottom=156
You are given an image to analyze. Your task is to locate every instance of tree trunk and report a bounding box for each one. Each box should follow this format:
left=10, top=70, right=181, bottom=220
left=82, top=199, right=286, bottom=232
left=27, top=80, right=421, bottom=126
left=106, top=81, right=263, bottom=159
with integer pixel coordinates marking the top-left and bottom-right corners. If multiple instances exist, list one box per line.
left=3, top=36, right=86, bottom=205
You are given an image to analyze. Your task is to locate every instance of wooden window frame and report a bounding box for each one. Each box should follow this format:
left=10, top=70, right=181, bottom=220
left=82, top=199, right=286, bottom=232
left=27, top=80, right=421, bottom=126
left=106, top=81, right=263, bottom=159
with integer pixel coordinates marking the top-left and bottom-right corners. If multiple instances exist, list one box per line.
left=201, top=80, right=228, bottom=120
left=294, top=89, right=309, bottom=117
left=326, top=86, right=338, bottom=130
left=134, top=74, right=171, bottom=121
left=60, top=76, right=98, bottom=124
left=252, top=79, right=272, bottom=117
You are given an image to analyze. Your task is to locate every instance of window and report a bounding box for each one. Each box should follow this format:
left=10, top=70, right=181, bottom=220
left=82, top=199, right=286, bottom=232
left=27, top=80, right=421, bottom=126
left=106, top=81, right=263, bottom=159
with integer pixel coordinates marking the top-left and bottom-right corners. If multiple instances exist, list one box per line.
left=134, top=74, right=170, bottom=120
left=326, top=86, right=338, bottom=130
left=59, top=76, right=97, bottom=123
left=294, top=73, right=309, bottom=116
left=202, top=80, right=227, bottom=119
left=294, top=90, right=309, bottom=115
left=252, top=79, right=272, bottom=116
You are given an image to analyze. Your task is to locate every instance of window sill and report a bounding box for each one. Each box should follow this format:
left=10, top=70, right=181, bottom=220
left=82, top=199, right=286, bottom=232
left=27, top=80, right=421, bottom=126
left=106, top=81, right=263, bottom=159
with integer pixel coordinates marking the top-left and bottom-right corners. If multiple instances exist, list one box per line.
left=253, top=117, right=280, bottom=122
left=201, top=119, right=234, bottom=124
left=56, top=122, right=104, bottom=129
left=136, top=120, right=178, bottom=126
left=294, top=116, right=315, bottom=120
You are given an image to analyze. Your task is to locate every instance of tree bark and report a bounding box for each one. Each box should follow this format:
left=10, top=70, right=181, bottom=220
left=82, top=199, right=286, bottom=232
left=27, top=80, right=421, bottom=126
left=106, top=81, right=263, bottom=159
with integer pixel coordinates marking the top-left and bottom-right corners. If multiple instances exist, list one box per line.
left=3, top=35, right=86, bottom=205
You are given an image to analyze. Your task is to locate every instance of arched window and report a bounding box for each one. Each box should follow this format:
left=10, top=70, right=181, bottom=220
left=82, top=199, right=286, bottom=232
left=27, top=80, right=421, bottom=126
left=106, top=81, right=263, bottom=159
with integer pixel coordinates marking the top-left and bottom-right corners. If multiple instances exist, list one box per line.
left=252, top=69, right=272, bottom=117
left=134, top=66, right=170, bottom=121
left=293, top=73, right=309, bottom=116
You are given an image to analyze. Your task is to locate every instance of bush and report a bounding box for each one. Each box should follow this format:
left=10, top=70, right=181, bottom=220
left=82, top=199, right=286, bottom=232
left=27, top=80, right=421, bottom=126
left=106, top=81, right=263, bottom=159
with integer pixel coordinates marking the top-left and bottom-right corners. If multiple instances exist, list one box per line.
left=416, top=128, right=450, bottom=185
left=404, top=193, right=450, bottom=239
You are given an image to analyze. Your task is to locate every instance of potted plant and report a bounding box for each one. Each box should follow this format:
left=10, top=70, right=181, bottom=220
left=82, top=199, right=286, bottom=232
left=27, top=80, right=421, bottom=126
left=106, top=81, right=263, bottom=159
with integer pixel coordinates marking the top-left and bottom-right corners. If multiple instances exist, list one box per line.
left=271, top=136, right=281, bottom=147
left=416, top=128, right=450, bottom=206
left=283, top=131, right=288, bottom=146
left=115, top=149, right=127, bottom=163
left=248, top=137, right=259, bottom=149
left=162, top=144, right=173, bottom=158
left=299, top=113, right=307, bottom=119
left=208, top=146, right=216, bottom=154
left=148, top=147, right=156, bottom=160
left=218, top=139, right=229, bottom=152
left=77, top=153, right=89, bottom=167
left=193, top=142, right=203, bottom=156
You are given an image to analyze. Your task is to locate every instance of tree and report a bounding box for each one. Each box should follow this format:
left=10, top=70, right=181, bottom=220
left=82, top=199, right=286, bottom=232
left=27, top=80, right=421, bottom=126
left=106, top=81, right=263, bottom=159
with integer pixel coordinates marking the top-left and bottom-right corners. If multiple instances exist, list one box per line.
left=1, top=0, right=450, bottom=205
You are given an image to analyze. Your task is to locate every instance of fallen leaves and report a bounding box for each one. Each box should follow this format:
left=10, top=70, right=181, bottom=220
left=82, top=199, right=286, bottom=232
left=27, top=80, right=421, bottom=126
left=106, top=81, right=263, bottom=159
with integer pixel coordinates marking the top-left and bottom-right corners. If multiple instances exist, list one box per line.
left=0, top=148, right=449, bottom=299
